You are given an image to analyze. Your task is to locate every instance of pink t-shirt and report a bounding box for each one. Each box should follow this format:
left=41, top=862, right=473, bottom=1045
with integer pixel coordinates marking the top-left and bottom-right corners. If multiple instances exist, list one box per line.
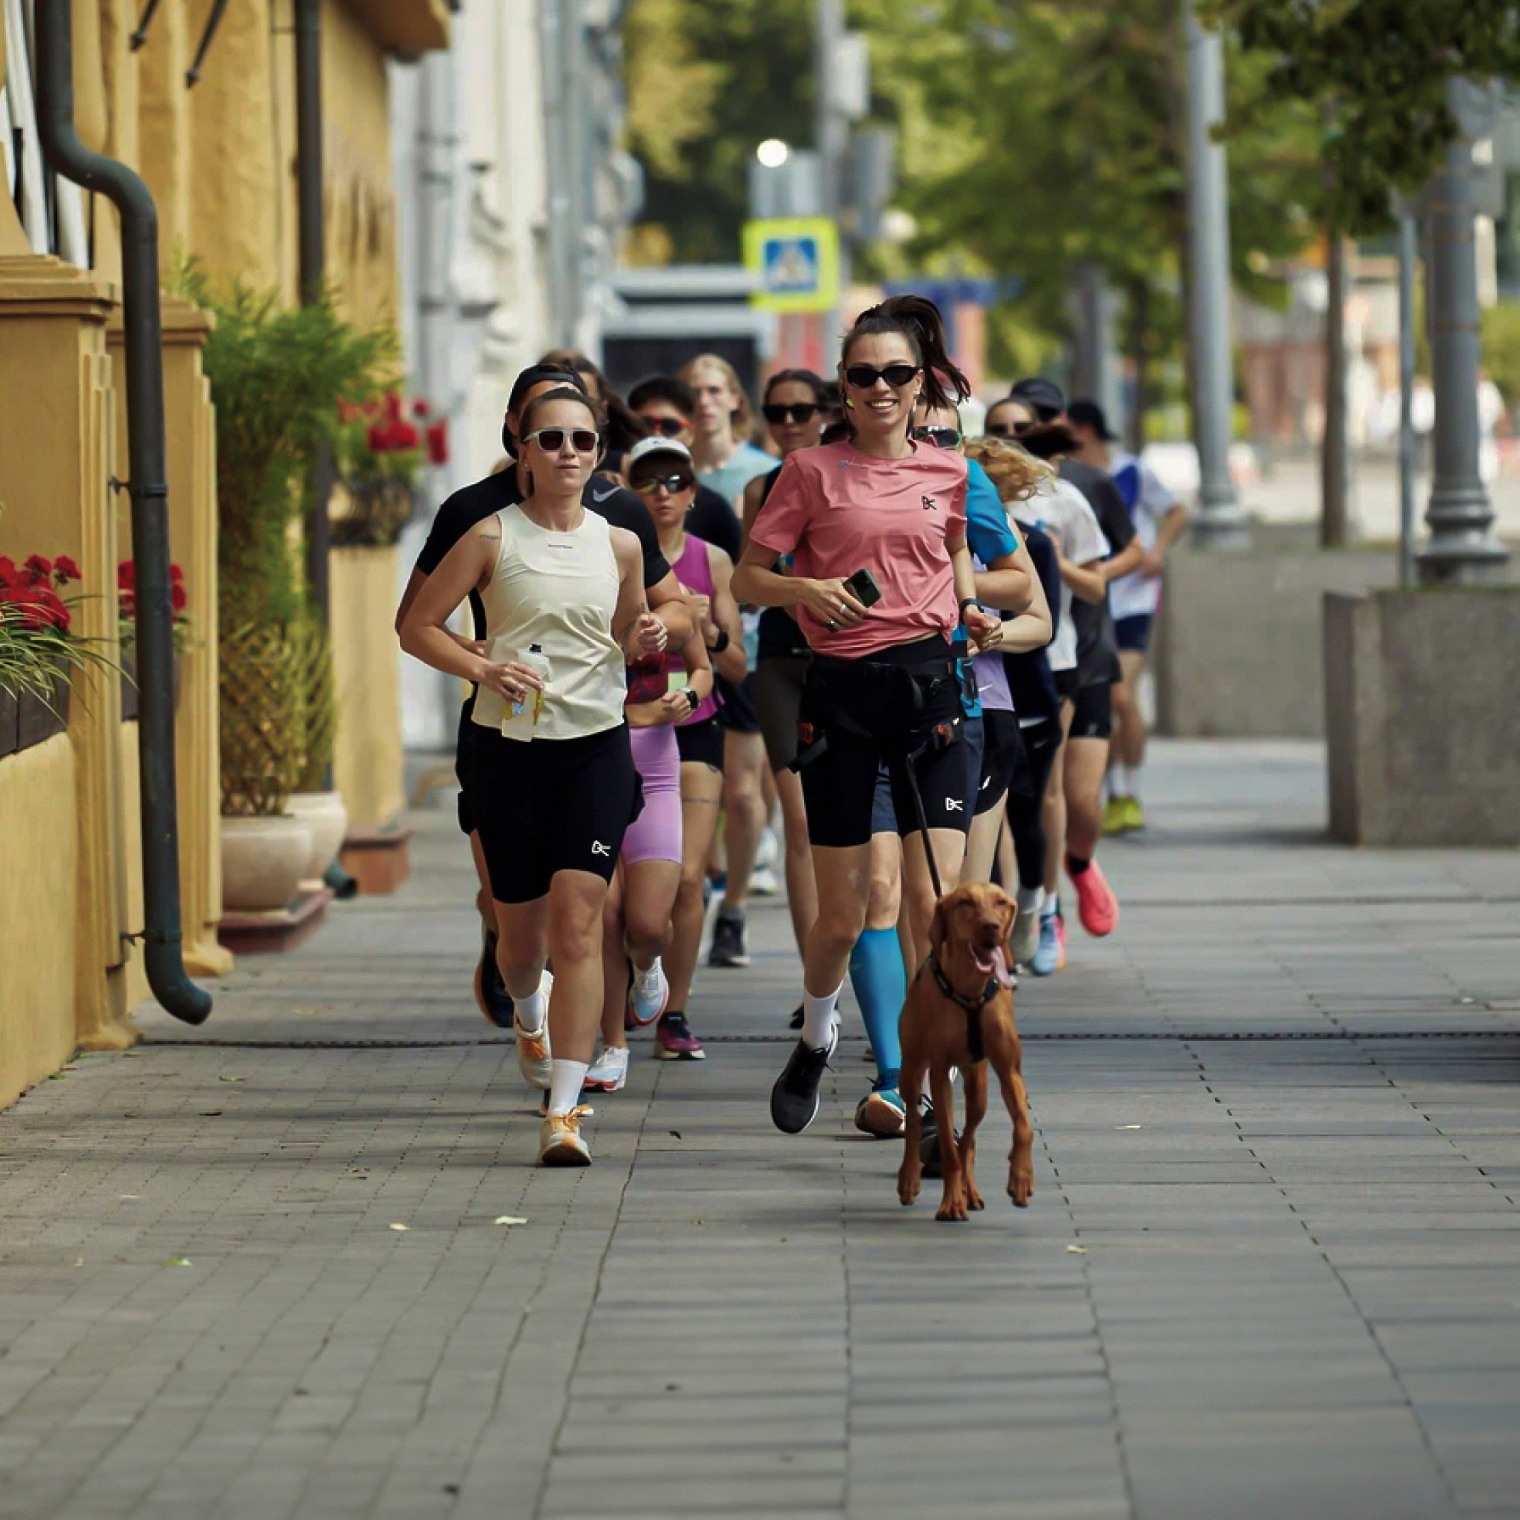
left=748, top=439, right=969, bottom=658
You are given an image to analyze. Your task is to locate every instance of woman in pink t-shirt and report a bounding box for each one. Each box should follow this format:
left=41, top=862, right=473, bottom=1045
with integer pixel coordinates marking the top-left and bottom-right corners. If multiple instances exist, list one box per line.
left=732, top=295, right=999, bottom=1136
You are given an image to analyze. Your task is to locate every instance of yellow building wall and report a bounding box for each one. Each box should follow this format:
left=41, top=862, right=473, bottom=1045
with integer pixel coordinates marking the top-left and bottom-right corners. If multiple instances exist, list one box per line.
left=331, top=546, right=405, bottom=830
left=0, top=738, right=81, bottom=1111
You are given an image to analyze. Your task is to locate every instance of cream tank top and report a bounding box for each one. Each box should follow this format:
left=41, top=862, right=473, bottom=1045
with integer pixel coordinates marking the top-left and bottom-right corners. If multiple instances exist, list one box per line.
left=470, top=504, right=627, bottom=741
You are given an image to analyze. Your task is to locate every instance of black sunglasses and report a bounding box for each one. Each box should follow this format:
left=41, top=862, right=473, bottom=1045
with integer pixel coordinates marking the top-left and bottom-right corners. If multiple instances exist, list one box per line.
left=843, top=362, right=920, bottom=390
left=642, top=415, right=688, bottom=438
left=910, top=425, right=963, bottom=449
left=986, top=420, right=1034, bottom=438
left=524, top=427, right=599, bottom=454
left=631, top=472, right=695, bottom=496
left=762, top=402, right=820, bottom=425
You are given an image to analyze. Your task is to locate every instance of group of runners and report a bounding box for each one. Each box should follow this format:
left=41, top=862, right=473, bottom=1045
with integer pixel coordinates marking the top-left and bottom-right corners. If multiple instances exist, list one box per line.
left=395, top=296, right=1185, bottom=1167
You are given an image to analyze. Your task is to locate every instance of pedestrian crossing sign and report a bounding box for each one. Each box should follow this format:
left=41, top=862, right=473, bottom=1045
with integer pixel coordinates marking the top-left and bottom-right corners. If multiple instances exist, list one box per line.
left=743, top=217, right=840, bottom=314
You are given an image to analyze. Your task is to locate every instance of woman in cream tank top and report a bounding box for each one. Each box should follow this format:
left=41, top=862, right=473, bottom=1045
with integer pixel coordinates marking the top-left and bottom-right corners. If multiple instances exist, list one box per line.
left=399, top=387, right=668, bottom=1168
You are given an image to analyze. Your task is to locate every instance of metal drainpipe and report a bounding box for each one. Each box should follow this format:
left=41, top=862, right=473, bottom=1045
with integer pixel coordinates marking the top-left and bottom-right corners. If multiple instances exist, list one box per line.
left=295, top=0, right=330, bottom=625
left=34, top=0, right=212, bottom=1025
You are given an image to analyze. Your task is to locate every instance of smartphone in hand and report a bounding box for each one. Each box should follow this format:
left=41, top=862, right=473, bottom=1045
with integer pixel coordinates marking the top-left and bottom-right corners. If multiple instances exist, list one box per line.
left=844, top=567, right=882, bottom=609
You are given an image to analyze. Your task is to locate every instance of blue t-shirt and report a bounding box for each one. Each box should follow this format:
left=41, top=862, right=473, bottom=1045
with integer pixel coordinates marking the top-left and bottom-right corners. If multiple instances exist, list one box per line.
left=954, top=458, right=1020, bottom=717
left=698, top=442, right=776, bottom=510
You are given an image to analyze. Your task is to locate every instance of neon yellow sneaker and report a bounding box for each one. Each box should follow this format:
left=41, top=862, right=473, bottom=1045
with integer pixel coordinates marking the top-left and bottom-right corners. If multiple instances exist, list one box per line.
left=1102, top=796, right=1129, bottom=836
left=1123, top=796, right=1147, bottom=832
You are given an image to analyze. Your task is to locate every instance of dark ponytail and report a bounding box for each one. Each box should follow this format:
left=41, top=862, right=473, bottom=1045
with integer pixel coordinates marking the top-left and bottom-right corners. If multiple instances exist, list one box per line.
left=842, top=295, right=969, bottom=413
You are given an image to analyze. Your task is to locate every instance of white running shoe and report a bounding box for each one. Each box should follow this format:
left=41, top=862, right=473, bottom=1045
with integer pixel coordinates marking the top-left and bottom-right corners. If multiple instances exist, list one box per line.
left=749, top=865, right=781, bottom=897
left=628, top=958, right=669, bottom=1026
left=538, top=1108, right=591, bottom=1166
left=584, top=1044, right=630, bottom=1093
left=514, top=969, right=554, bottom=1091
left=754, top=826, right=779, bottom=872
left=1011, top=902, right=1040, bottom=968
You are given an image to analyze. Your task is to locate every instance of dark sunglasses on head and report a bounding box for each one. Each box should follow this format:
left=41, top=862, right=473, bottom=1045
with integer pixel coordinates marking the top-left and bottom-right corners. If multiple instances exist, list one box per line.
left=843, top=362, right=921, bottom=390
left=910, top=425, right=963, bottom=449
left=643, top=415, right=688, bottom=437
left=524, top=427, right=599, bottom=454
left=762, top=402, right=820, bottom=425
left=631, top=472, right=695, bottom=496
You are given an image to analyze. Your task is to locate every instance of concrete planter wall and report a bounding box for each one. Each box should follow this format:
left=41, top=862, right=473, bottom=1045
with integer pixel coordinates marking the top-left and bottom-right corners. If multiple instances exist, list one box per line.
left=1153, top=546, right=1398, bottom=738
left=1325, top=588, right=1520, bottom=846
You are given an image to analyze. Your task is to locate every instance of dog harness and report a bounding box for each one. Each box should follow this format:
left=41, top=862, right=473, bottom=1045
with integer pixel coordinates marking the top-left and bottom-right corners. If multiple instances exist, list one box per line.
left=927, top=954, right=999, bottom=1063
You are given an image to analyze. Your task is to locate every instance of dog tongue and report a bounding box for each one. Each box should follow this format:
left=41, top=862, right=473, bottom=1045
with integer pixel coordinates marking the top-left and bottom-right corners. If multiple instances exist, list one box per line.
left=991, top=946, right=1014, bottom=989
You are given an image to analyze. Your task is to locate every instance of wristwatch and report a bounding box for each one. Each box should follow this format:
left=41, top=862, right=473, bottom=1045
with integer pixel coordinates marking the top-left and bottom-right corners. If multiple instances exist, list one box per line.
left=709, top=627, right=730, bottom=653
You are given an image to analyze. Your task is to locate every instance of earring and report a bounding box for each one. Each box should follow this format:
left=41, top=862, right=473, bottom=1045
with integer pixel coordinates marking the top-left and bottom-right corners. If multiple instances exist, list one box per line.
left=843, top=397, right=854, bottom=410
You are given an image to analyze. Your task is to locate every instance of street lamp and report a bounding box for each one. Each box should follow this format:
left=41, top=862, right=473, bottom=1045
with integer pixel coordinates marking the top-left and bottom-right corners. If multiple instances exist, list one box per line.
left=757, top=138, right=790, bottom=169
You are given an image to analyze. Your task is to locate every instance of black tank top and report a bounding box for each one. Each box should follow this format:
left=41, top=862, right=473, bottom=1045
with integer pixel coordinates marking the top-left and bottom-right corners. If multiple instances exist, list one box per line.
left=754, top=465, right=811, bottom=660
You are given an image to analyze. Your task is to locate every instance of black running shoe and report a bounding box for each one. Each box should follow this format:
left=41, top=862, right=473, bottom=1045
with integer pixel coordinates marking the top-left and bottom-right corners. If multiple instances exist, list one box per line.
left=769, top=1025, right=838, bottom=1134
left=708, top=907, right=750, bottom=968
left=919, top=1101, right=962, bottom=1179
left=788, top=1004, right=804, bottom=1031
left=474, top=925, right=514, bottom=1029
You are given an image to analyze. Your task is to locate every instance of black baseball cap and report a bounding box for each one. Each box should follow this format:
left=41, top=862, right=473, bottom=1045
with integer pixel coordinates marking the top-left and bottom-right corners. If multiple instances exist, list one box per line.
left=503, top=365, right=589, bottom=454
left=1008, top=377, right=1066, bottom=420
left=1067, top=398, right=1117, bottom=441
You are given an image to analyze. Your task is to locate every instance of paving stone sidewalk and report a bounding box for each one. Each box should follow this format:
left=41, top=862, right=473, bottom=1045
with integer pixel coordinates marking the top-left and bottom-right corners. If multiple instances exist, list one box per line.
left=2, top=739, right=1518, bottom=1520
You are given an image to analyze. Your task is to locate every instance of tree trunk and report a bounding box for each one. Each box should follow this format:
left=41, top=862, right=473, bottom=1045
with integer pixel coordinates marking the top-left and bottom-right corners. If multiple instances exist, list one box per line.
left=1128, top=278, right=1151, bottom=453
left=1321, top=233, right=1350, bottom=547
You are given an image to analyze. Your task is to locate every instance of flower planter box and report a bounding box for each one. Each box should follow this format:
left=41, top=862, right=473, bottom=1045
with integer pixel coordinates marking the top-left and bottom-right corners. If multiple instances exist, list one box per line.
left=0, top=690, right=18, bottom=760
left=15, top=661, right=70, bottom=754
left=119, top=653, right=184, bottom=722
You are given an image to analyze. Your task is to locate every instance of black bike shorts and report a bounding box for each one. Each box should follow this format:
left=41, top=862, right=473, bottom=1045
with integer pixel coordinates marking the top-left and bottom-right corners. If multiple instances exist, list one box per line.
left=469, top=722, right=639, bottom=903
left=974, top=708, right=1029, bottom=815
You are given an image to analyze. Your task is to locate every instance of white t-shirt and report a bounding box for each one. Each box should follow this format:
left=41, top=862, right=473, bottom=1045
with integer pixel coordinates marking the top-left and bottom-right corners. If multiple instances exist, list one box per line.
left=1106, top=449, right=1177, bottom=621
left=1014, top=476, right=1107, bottom=674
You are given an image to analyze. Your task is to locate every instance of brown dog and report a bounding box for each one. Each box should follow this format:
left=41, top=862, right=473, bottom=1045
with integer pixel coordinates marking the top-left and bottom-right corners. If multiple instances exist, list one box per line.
left=897, top=882, right=1035, bottom=1222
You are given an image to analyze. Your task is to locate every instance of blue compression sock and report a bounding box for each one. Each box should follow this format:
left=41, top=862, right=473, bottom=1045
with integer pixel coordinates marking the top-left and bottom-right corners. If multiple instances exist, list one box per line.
left=849, top=927, right=907, bottom=1088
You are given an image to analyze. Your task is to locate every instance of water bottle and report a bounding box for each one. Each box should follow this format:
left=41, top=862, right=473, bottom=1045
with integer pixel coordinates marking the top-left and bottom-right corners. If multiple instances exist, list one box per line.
left=499, top=642, right=551, bottom=739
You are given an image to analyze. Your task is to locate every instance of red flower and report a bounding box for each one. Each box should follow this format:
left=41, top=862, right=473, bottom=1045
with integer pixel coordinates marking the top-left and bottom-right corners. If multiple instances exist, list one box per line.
left=120, top=589, right=136, bottom=615
left=383, top=392, right=403, bottom=422
left=23, top=554, right=52, bottom=585
left=426, top=419, right=449, bottom=466
left=170, top=563, right=184, bottom=584
left=392, top=421, right=420, bottom=451
left=118, top=560, right=136, bottom=591
left=16, top=584, right=69, bottom=631
left=367, top=423, right=389, bottom=453
left=53, top=554, right=81, bottom=585
left=171, top=582, right=188, bottom=613
left=0, top=555, right=16, bottom=581
left=412, top=399, right=429, bottom=418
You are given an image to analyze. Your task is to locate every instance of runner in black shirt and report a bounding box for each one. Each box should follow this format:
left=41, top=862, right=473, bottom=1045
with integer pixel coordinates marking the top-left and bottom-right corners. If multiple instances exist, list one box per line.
left=396, top=364, right=694, bottom=1032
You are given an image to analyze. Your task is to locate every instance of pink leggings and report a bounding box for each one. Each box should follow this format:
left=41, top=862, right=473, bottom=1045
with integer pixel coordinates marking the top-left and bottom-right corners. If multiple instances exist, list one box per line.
left=621, top=724, right=682, bottom=865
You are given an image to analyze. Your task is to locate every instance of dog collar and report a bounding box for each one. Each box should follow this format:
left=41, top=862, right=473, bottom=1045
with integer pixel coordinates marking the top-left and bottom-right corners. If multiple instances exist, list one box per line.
left=928, top=954, right=1000, bottom=1014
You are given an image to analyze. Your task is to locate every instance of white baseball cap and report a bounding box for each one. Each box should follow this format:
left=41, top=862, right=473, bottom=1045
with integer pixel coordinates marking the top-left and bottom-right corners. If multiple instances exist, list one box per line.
left=626, top=435, right=694, bottom=471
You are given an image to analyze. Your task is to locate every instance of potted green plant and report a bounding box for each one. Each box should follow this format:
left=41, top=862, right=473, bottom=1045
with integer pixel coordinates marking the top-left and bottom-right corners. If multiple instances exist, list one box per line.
left=174, top=263, right=398, bottom=913
left=284, top=616, right=347, bottom=891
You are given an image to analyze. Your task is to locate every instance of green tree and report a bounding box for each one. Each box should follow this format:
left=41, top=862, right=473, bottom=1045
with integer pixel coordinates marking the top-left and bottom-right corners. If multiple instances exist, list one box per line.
left=1205, top=0, right=1520, bottom=235
left=623, top=0, right=817, bottom=264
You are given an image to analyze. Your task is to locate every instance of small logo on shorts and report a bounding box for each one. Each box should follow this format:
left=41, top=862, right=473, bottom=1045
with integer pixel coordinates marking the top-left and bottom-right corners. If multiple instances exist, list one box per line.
left=944, top=797, right=964, bottom=813
left=979, top=775, right=991, bottom=791
left=591, top=840, right=610, bottom=857
left=921, top=494, right=938, bottom=512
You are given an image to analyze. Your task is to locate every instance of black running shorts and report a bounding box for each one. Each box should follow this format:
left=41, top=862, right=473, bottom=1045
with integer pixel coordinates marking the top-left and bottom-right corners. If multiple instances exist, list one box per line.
left=468, top=722, right=639, bottom=903
left=797, top=640, right=970, bottom=849
left=675, top=713, right=726, bottom=771
left=1068, top=681, right=1113, bottom=742
left=974, top=708, right=1028, bottom=815
left=754, top=654, right=810, bottom=773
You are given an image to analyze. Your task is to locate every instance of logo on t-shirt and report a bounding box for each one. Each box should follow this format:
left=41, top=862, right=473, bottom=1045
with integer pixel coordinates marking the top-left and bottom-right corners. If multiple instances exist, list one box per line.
left=921, top=495, right=938, bottom=512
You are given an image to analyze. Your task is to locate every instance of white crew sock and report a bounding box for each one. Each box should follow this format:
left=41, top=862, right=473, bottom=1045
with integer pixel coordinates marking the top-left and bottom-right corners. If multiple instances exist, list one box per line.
left=801, top=982, right=844, bottom=1050
left=1121, top=763, right=1141, bottom=800
left=548, top=1059, right=588, bottom=1116
left=1016, top=885, right=1043, bottom=920
left=515, top=983, right=547, bottom=1035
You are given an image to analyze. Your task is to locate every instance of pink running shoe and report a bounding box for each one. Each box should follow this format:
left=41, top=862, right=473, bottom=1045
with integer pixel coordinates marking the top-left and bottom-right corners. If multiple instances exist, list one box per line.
left=1067, top=857, right=1119, bottom=937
